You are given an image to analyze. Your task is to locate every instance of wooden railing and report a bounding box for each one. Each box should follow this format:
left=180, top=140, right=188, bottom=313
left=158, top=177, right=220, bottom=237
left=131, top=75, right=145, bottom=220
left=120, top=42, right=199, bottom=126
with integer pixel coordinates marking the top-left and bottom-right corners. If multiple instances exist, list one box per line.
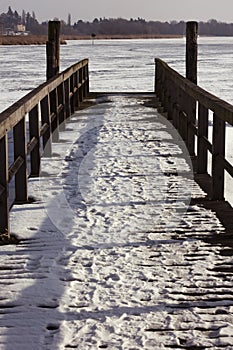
left=0, top=58, right=89, bottom=237
left=155, top=58, right=233, bottom=202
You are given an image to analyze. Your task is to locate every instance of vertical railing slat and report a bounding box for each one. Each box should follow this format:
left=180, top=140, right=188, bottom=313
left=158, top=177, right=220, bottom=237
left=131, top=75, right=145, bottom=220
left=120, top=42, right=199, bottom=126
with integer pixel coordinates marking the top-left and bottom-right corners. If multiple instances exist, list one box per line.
left=41, top=95, right=52, bottom=157
left=29, top=105, right=40, bottom=177
left=50, top=88, right=59, bottom=142
left=212, top=113, right=225, bottom=200
left=197, top=103, right=208, bottom=174
left=13, top=117, right=28, bottom=203
left=0, top=136, right=9, bottom=236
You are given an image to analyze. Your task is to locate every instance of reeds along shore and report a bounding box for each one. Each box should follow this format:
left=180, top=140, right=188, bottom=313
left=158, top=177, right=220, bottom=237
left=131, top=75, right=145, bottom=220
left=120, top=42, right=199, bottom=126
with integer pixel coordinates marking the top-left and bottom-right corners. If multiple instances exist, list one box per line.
left=0, top=33, right=182, bottom=45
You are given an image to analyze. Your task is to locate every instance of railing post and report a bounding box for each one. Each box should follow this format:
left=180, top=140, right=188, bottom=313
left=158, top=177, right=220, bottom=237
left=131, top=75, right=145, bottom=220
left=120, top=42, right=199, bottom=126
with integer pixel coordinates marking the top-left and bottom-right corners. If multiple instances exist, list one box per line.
left=50, top=89, right=59, bottom=142
left=197, top=103, right=208, bottom=173
left=13, top=117, right=28, bottom=203
left=41, top=95, right=52, bottom=156
left=29, top=105, right=40, bottom=177
left=70, top=75, right=75, bottom=114
left=0, top=136, right=9, bottom=237
left=84, top=61, right=89, bottom=97
left=79, top=67, right=83, bottom=103
left=46, top=21, right=60, bottom=80
left=186, top=21, right=198, bottom=84
left=64, top=79, right=71, bottom=119
left=73, top=71, right=79, bottom=109
left=186, top=21, right=198, bottom=156
left=58, top=83, right=66, bottom=130
left=212, top=113, right=225, bottom=200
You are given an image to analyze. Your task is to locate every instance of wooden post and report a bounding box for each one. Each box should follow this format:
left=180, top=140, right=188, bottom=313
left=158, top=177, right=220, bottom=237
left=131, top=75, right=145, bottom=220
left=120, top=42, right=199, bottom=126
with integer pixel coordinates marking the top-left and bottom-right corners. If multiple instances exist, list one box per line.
left=186, top=21, right=198, bottom=156
left=0, top=136, right=9, bottom=236
left=84, top=62, right=89, bottom=97
left=29, top=105, right=41, bottom=177
left=57, top=82, right=66, bottom=130
left=212, top=113, right=225, bottom=200
left=46, top=21, right=60, bottom=80
left=50, top=89, right=59, bottom=142
left=186, top=21, right=198, bottom=84
left=13, top=117, right=28, bottom=203
left=64, top=79, right=71, bottom=119
left=197, top=103, right=208, bottom=173
left=41, top=95, right=52, bottom=156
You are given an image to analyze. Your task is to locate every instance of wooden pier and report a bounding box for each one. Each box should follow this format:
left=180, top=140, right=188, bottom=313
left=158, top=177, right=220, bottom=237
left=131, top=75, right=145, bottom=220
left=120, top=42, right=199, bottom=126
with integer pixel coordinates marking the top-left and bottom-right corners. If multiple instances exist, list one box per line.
left=1, top=22, right=233, bottom=239
left=2, top=21, right=233, bottom=348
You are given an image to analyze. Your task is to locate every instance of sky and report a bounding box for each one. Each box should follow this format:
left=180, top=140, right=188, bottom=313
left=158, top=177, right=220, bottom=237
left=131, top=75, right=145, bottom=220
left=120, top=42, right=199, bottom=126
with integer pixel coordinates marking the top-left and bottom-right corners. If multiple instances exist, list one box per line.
left=1, top=0, right=233, bottom=23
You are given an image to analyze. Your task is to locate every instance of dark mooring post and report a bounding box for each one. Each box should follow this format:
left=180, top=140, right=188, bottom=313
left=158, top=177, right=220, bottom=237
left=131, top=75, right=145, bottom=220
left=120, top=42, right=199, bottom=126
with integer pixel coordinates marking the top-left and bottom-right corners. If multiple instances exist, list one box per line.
left=46, top=21, right=60, bottom=80
left=186, top=21, right=198, bottom=84
left=186, top=21, right=198, bottom=156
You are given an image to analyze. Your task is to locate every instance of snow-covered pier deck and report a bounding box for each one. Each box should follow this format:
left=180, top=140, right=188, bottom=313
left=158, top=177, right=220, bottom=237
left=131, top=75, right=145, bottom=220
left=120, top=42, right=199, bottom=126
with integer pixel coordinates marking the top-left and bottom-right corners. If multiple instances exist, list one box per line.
left=1, top=93, right=233, bottom=349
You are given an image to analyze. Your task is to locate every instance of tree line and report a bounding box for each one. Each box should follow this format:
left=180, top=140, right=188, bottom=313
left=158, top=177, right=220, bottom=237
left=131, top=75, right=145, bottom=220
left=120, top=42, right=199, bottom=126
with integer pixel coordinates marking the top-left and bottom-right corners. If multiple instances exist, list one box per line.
left=1, top=6, right=233, bottom=36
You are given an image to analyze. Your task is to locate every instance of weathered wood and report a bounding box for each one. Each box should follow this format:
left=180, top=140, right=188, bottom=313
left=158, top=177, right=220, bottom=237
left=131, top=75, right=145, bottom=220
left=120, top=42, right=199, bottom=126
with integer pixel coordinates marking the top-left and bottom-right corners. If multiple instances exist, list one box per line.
left=197, top=103, right=208, bottom=173
left=57, top=83, right=65, bottom=130
left=155, top=57, right=230, bottom=200
left=8, top=156, right=24, bottom=183
left=41, top=95, right=52, bottom=157
left=78, top=68, right=83, bottom=103
left=46, top=21, right=60, bottom=80
left=73, top=71, right=79, bottom=109
left=13, top=117, right=28, bottom=202
left=70, top=76, right=75, bottom=114
left=186, top=21, right=198, bottom=84
left=84, top=62, right=89, bottom=97
left=50, top=89, right=59, bottom=142
left=186, top=95, right=196, bottom=156
left=212, top=113, right=225, bottom=200
left=29, top=105, right=40, bottom=177
left=0, top=136, right=9, bottom=235
left=64, top=79, right=71, bottom=119
left=27, top=137, right=38, bottom=155
left=0, top=58, right=89, bottom=239
left=0, top=59, right=89, bottom=139
left=155, top=58, right=233, bottom=126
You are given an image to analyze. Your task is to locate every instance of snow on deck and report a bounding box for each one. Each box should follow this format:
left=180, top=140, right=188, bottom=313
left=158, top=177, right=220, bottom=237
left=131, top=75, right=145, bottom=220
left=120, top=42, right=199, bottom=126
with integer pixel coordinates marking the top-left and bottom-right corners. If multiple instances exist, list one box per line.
left=1, top=94, right=233, bottom=349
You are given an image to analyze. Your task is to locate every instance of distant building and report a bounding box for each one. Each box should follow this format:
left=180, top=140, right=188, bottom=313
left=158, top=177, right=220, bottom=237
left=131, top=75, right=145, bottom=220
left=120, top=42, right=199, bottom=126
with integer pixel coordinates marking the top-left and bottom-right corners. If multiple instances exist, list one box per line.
left=16, top=24, right=26, bottom=33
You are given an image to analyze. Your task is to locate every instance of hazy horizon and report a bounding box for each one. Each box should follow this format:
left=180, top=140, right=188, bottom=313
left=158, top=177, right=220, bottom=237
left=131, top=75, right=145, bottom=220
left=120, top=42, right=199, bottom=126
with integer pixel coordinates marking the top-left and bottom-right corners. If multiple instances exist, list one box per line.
left=1, top=0, right=233, bottom=24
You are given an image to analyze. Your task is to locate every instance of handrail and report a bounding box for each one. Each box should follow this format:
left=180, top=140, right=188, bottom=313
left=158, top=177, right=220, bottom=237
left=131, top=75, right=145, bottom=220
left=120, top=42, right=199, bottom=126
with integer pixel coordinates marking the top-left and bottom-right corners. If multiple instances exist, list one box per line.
left=155, top=58, right=233, bottom=125
left=0, top=58, right=89, bottom=237
left=0, top=59, right=89, bottom=138
left=155, top=58, right=231, bottom=201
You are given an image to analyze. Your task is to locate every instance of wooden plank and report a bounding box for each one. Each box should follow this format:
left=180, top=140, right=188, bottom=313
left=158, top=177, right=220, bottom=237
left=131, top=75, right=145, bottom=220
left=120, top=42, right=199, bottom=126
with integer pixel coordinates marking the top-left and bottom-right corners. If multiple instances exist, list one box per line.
left=29, top=105, right=40, bottom=177
left=0, top=136, right=9, bottom=235
left=27, top=137, right=38, bottom=155
left=13, top=116, right=28, bottom=202
left=64, top=79, right=71, bottom=119
left=50, top=89, right=59, bottom=142
left=8, top=156, right=24, bottom=183
left=73, top=71, right=79, bottom=109
left=78, top=68, right=83, bottom=103
left=197, top=103, right=209, bottom=173
left=69, top=75, right=75, bottom=114
left=186, top=95, right=196, bottom=156
left=186, top=21, right=198, bottom=84
left=223, top=157, right=233, bottom=178
left=84, top=62, right=89, bottom=97
left=57, top=83, right=65, bottom=130
left=40, top=94, right=51, bottom=157
left=211, top=113, right=225, bottom=200
left=40, top=123, right=49, bottom=136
